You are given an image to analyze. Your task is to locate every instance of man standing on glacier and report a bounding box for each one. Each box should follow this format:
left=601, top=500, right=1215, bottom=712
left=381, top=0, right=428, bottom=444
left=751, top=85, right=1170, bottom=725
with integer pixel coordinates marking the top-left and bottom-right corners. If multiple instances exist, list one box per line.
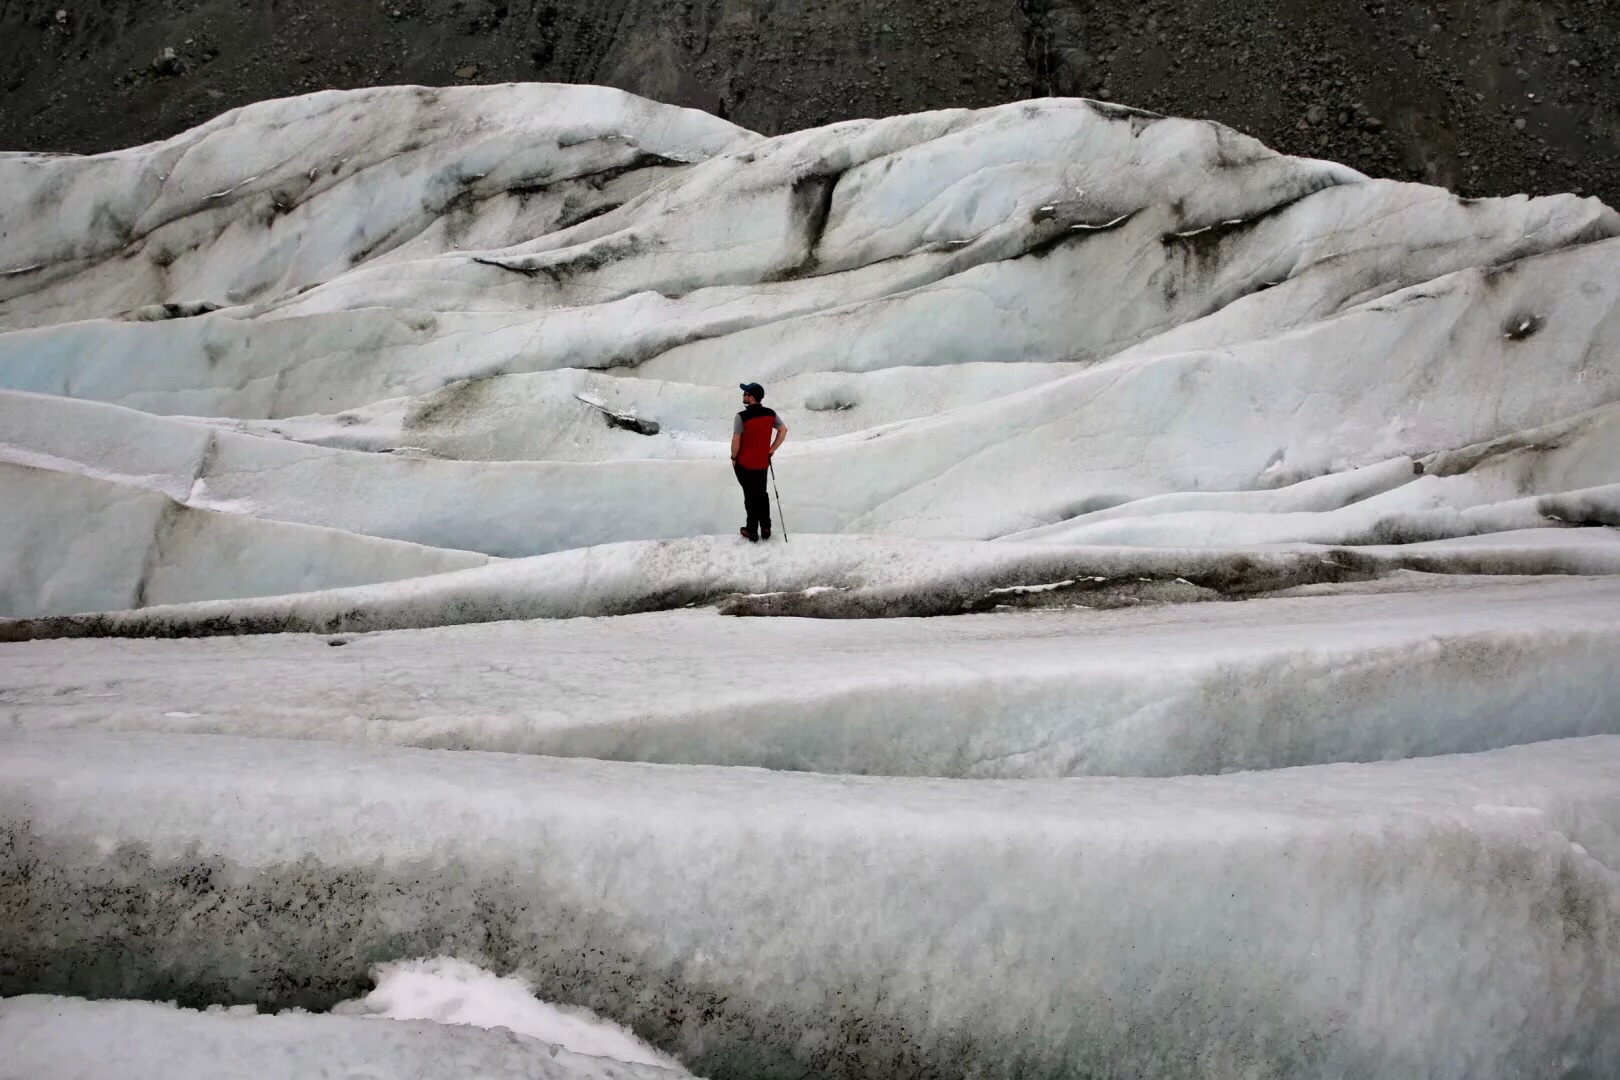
left=732, top=382, right=787, bottom=542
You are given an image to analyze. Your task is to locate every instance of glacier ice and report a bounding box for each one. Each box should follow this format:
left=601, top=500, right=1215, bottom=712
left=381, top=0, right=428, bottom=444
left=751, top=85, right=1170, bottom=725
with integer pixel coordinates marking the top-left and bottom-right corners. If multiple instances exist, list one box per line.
left=2, top=731, right=1617, bottom=1078
left=3, top=89, right=1620, bottom=619
left=0, top=457, right=489, bottom=618
left=7, top=529, right=1620, bottom=642
left=0, top=84, right=751, bottom=330
left=4, top=81, right=1620, bottom=1080
left=6, top=577, right=1620, bottom=779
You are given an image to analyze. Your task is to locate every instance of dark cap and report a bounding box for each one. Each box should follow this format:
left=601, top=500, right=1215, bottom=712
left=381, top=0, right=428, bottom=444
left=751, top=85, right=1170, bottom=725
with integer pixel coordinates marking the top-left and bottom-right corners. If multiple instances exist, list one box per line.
left=739, top=382, right=765, bottom=399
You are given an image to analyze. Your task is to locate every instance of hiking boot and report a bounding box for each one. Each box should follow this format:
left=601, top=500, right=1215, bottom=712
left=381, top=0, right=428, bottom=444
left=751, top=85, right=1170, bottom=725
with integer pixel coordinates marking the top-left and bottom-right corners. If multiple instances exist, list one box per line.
left=740, top=527, right=758, bottom=542
left=760, top=525, right=772, bottom=541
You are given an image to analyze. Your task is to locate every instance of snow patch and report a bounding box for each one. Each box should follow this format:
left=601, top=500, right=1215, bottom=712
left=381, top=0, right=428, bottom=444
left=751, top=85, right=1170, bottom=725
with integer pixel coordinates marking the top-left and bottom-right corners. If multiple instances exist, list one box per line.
left=334, top=956, right=680, bottom=1068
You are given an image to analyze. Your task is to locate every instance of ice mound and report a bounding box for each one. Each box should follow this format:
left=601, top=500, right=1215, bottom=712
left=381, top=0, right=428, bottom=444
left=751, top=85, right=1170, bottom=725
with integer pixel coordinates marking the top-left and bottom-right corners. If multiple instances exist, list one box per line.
left=2, top=86, right=1619, bottom=623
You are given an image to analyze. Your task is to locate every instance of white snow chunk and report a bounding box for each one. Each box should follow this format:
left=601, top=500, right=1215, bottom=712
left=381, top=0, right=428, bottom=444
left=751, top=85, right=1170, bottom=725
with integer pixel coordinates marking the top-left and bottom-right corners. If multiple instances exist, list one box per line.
left=334, top=955, right=682, bottom=1069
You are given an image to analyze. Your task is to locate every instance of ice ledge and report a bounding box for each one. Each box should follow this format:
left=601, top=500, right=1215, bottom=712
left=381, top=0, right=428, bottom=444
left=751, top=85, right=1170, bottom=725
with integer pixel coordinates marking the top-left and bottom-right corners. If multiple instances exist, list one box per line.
left=3, top=731, right=1618, bottom=1079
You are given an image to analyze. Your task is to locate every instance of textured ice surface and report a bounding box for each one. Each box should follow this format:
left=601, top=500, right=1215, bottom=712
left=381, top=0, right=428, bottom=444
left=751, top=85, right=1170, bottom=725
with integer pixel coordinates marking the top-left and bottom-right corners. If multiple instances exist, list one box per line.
left=0, top=84, right=751, bottom=330
left=0, top=995, right=697, bottom=1080
left=2, top=88, right=1619, bottom=619
left=5, top=577, right=1620, bottom=779
left=2, top=731, right=1617, bottom=1079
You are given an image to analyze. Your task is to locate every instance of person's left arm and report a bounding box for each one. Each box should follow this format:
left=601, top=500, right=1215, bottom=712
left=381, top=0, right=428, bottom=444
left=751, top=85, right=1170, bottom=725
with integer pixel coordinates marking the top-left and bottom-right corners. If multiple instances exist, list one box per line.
left=769, top=416, right=788, bottom=457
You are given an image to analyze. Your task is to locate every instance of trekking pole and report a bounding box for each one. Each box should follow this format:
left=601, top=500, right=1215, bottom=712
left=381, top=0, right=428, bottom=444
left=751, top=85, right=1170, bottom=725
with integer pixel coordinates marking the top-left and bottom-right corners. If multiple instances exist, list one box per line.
left=769, top=459, right=789, bottom=543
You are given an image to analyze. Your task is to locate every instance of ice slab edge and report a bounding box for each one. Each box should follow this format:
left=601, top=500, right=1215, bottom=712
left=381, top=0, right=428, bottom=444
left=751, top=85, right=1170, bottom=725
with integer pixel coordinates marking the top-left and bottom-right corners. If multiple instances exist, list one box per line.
left=3, top=731, right=1617, bottom=1080
left=8, top=580, right=1620, bottom=779
left=7, top=531, right=1620, bottom=641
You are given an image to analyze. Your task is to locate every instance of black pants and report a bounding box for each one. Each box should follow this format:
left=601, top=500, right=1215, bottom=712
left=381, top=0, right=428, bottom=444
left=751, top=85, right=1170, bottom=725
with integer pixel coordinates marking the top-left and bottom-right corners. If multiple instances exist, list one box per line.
left=734, top=463, right=771, bottom=535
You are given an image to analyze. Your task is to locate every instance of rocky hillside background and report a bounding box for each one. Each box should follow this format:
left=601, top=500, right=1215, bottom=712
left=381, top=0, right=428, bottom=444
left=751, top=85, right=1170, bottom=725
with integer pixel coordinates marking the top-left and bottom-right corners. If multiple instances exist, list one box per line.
left=2, top=0, right=1616, bottom=206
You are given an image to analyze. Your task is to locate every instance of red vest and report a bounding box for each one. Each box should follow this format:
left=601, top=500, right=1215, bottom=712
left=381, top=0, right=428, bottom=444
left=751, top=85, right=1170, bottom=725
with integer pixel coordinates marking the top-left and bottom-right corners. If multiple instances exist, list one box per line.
left=736, top=405, right=778, bottom=470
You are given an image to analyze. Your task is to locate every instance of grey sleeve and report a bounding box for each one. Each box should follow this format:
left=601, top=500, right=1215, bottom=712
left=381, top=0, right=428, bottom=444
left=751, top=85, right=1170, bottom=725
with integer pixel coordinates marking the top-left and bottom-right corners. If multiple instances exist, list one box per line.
left=733, top=414, right=744, bottom=435
left=774, top=416, right=785, bottom=431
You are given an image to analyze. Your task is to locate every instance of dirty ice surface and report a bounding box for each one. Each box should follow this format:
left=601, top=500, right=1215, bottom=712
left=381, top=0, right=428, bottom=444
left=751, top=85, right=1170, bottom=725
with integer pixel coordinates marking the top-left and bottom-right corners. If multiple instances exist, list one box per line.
left=2, top=730, right=1618, bottom=1079
left=4, top=82, right=1620, bottom=1080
